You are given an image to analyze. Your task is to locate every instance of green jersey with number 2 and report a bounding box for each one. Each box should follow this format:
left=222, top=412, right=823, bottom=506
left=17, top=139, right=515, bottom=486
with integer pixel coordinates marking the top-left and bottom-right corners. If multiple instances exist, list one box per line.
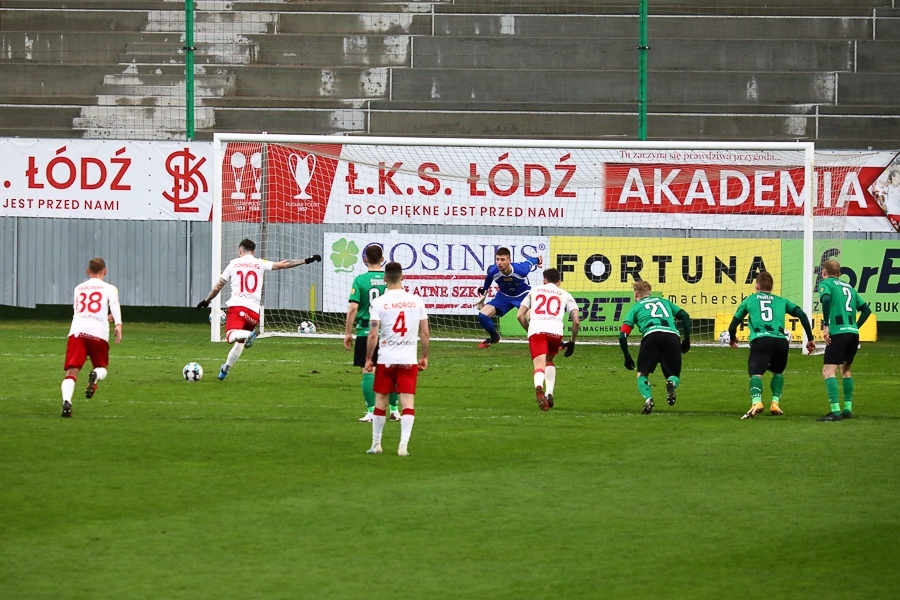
left=818, top=277, right=866, bottom=335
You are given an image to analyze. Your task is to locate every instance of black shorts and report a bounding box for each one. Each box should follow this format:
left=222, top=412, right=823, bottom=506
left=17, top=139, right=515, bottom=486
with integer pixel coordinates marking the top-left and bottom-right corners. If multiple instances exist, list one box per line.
left=824, top=332, right=859, bottom=366
left=353, top=333, right=379, bottom=368
left=637, top=332, right=682, bottom=378
left=748, top=336, right=789, bottom=375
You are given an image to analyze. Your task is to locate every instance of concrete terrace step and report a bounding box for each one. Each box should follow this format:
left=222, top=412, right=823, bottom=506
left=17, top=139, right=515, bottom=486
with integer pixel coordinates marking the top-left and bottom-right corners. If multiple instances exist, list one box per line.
left=0, top=31, right=176, bottom=64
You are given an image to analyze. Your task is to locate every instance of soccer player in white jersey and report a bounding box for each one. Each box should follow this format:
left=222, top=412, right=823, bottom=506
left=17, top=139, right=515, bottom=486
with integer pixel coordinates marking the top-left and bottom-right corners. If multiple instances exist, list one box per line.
left=364, top=262, right=430, bottom=456
left=517, top=268, right=580, bottom=411
left=196, top=238, right=321, bottom=380
left=61, top=257, right=122, bottom=417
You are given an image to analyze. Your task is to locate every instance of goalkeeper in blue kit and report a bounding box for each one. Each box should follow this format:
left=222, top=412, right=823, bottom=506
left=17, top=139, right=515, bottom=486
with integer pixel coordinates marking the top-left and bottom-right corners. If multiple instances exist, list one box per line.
left=476, top=246, right=542, bottom=348
left=619, top=281, right=691, bottom=415
left=727, top=271, right=816, bottom=419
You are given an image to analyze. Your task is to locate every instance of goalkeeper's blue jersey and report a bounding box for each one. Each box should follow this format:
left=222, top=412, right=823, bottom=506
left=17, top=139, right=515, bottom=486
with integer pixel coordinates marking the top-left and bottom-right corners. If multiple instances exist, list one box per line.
left=482, top=257, right=539, bottom=298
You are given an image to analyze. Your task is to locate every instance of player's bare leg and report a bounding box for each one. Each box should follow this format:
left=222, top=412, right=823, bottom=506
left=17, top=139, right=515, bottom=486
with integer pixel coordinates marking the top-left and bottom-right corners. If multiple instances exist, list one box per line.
left=544, top=362, right=557, bottom=409
left=397, top=393, right=415, bottom=456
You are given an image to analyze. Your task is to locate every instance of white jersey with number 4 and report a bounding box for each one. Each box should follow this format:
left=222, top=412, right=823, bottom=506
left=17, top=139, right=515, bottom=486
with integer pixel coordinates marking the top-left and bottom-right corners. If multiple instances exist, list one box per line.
left=68, top=278, right=122, bottom=342
left=220, top=254, right=274, bottom=313
left=370, top=288, right=428, bottom=365
left=521, top=283, right=578, bottom=337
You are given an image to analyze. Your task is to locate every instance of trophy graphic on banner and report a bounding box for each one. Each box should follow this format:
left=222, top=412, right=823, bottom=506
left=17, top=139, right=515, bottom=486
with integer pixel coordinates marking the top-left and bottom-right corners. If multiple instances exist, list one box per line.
left=290, top=152, right=316, bottom=200
left=250, top=151, right=262, bottom=201
left=230, top=152, right=247, bottom=200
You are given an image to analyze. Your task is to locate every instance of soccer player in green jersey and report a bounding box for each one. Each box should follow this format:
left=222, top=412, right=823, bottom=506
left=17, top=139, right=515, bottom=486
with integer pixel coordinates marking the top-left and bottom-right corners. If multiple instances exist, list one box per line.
left=619, top=281, right=691, bottom=415
left=343, top=244, right=400, bottom=423
left=816, top=259, right=871, bottom=421
left=727, top=271, right=816, bottom=419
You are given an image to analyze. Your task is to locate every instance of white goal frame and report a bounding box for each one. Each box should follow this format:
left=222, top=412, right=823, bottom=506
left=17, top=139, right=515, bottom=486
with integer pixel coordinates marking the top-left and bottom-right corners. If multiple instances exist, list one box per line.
left=211, top=134, right=815, bottom=345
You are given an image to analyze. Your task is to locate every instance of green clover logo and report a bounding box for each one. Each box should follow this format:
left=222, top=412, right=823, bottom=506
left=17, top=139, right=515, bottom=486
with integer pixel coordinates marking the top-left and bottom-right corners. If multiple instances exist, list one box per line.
left=331, top=238, right=359, bottom=273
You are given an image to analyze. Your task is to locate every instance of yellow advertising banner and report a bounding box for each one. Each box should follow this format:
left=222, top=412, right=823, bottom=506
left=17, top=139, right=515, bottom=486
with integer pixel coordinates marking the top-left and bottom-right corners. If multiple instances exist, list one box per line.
left=551, top=236, right=782, bottom=319
left=714, top=313, right=877, bottom=342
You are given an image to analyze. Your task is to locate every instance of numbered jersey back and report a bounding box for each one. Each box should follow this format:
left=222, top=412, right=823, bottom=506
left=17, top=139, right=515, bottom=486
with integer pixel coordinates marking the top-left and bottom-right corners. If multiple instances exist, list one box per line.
left=221, top=254, right=274, bottom=313
left=522, top=283, right=578, bottom=337
left=68, top=279, right=119, bottom=341
left=624, top=296, right=681, bottom=336
left=370, top=289, right=428, bottom=365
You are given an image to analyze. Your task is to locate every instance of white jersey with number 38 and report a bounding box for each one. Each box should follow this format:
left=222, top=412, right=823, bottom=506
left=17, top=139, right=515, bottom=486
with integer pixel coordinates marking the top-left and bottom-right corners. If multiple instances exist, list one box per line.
left=68, top=278, right=122, bottom=342
left=521, top=283, right=578, bottom=337
left=220, top=254, right=274, bottom=313
left=370, top=288, right=428, bottom=365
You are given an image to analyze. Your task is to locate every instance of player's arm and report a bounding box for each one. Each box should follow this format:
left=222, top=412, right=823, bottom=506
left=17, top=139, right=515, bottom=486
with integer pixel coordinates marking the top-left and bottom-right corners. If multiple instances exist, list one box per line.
left=196, top=277, right=226, bottom=308
left=418, top=317, right=430, bottom=371
left=516, top=294, right=531, bottom=331
left=676, top=308, right=691, bottom=353
left=343, top=302, right=359, bottom=350
left=820, top=292, right=832, bottom=343
left=109, top=289, right=123, bottom=344
left=364, top=319, right=379, bottom=372
left=477, top=269, right=493, bottom=297
left=561, top=306, right=580, bottom=357
left=727, top=307, right=746, bottom=349
left=272, top=254, right=322, bottom=270
left=619, top=324, right=635, bottom=370
left=856, top=298, right=872, bottom=329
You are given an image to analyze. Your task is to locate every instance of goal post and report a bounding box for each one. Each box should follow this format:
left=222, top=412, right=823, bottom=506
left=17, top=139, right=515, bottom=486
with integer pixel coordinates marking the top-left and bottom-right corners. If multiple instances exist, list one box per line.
left=210, top=134, right=888, bottom=346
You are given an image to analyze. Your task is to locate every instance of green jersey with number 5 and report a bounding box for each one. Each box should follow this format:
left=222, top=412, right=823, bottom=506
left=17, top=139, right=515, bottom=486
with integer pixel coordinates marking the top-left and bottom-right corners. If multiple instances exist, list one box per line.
left=622, top=296, right=682, bottom=336
left=733, top=292, right=797, bottom=342
left=348, top=271, right=386, bottom=334
left=818, top=277, right=866, bottom=335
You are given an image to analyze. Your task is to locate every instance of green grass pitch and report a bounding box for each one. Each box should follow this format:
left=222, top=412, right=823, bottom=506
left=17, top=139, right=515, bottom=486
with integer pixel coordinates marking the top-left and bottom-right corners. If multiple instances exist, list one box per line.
left=1, top=321, right=898, bottom=599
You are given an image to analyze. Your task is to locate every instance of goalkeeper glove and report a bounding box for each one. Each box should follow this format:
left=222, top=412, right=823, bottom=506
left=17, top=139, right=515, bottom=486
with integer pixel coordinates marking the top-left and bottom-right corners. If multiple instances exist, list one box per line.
left=195, top=299, right=210, bottom=310
left=561, top=341, right=575, bottom=358
left=305, top=254, right=322, bottom=264
left=681, top=338, right=691, bottom=354
left=624, top=355, right=635, bottom=370
left=477, top=287, right=485, bottom=296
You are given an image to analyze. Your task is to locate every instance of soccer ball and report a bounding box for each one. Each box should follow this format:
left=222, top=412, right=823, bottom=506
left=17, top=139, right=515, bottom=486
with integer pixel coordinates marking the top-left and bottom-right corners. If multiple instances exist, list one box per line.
left=183, top=362, right=204, bottom=382
left=718, top=331, right=731, bottom=345
left=784, top=330, right=794, bottom=343
left=298, top=320, right=317, bottom=334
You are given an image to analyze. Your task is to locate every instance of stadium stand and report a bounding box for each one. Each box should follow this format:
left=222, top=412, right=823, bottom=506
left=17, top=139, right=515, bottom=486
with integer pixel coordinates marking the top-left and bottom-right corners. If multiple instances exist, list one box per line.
left=0, top=0, right=897, bottom=147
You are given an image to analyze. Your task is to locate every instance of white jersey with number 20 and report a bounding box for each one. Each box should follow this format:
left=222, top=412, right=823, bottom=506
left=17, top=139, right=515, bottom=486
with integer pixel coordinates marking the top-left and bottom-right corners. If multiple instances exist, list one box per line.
left=520, top=283, right=578, bottom=337
left=220, top=254, right=274, bottom=313
left=370, top=288, right=428, bottom=365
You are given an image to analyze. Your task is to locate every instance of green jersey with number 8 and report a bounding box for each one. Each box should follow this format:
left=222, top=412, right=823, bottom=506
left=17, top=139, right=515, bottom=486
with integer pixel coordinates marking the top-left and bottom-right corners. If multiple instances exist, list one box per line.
left=733, top=292, right=797, bottom=342
left=818, top=277, right=866, bottom=335
left=622, top=296, right=682, bottom=336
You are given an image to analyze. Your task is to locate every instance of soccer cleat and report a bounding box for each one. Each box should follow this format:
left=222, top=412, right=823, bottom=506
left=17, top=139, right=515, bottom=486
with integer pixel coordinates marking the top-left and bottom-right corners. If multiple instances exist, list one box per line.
left=477, top=335, right=501, bottom=349
left=84, top=370, right=98, bottom=399
left=665, top=380, right=677, bottom=406
left=244, top=330, right=258, bottom=348
left=641, top=398, right=654, bottom=415
left=358, top=412, right=374, bottom=423
left=770, top=402, right=784, bottom=416
left=546, top=393, right=554, bottom=409
left=741, top=402, right=765, bottom=420
left=389, top=411, right=401, bottom=422
left=841, top=410, right=853, bottom=419
left=535, top=385, right=549, bottom=411
left=366, top=443, right=383, bottom=455
left=61, top=400, right=72, bottom=418
left=817, top=411, right=844, bottom=422
left=398, top=444, right=409, bottom=457
left=217, top=363, right=229, bottom=381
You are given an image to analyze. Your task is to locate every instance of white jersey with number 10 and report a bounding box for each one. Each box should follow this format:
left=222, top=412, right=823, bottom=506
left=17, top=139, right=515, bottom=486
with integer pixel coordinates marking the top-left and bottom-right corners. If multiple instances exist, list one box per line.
left=220, top=254, right=274, bottom=313
left=370, top=288, right=428, bottom=365
left=521, top=283, right=578, bottom=337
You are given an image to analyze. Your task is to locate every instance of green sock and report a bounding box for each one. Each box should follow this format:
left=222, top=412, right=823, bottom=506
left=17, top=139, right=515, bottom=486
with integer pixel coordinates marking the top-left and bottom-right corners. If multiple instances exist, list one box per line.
left=361, top=372, right=376, bottom=412
left=771, top=373, right=784, bottom=400
left=389, top=392, right=400, bottom=413
left=637, top=375, right=652, bottom=400
left=842, top=378, right=854, bottom=413
left=825, top=377, right=840, bottom=414
left=749, top=375, right=763, bottom=402
left=667, top=375, right=681, bottom=388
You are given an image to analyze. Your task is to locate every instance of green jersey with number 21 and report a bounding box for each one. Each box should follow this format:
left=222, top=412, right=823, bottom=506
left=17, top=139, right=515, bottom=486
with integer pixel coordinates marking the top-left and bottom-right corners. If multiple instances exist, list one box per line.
left=622, top=296, right=682, bottom=336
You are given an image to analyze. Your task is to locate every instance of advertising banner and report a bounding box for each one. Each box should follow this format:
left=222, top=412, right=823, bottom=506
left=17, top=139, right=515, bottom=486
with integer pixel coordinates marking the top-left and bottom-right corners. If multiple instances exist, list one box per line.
left=323, top=233, right=548, bottom=315
left=714, top=313, right=877, bottom=342
left=0, top=138, right=213, bottom=220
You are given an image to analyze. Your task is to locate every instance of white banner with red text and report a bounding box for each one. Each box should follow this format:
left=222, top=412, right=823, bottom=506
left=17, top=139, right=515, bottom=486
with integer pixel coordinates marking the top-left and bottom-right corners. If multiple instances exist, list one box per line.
left=322, top=233, right=549, bottom=314
left=0, top=138, right=212, bottom=220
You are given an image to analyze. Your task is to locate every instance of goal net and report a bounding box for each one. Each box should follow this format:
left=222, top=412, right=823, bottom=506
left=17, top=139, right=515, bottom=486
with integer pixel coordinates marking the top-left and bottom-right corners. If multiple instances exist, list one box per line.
left=211, top=135, right=889, bottom=345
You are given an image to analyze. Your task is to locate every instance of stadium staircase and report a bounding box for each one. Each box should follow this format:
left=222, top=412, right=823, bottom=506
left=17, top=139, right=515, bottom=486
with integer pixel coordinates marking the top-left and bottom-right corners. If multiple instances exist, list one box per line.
left=0, top=0, right=897, bottom=147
